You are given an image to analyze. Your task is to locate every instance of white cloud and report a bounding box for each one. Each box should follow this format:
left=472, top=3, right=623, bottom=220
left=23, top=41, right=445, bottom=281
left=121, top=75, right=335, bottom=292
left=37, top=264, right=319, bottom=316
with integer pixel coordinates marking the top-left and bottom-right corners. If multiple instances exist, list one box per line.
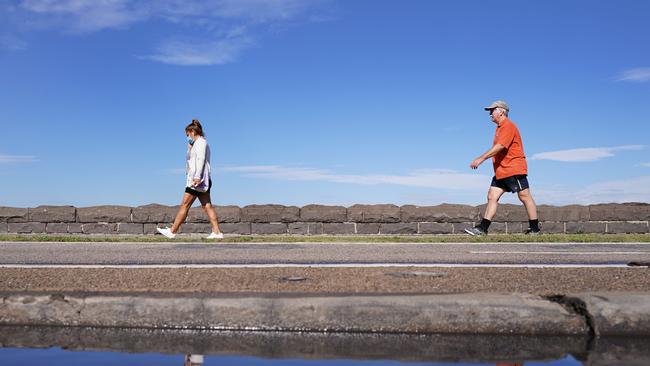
left=616, top=68, right=650, bottom=83
left=20, top=0, right=321, bottom=27
left=21, top=0, right=146, bottom=33
left=0, top=154, right=38, bottom=164
left=220, top=165, right=488, bottom=190
left=17, top=0, right=328, bottom=65
left=531, top=145, right=645, bottom=162
left=219, top=165, right=650, bottom=205
left=0, top=33, right=27, bottom=51
left=184, top=0, right=313, bottom=23
left=537, top=176, right=650, bottom=204
left=641, top=163, right=650, bottom=168
left=143, top=35, right=254, bottom=66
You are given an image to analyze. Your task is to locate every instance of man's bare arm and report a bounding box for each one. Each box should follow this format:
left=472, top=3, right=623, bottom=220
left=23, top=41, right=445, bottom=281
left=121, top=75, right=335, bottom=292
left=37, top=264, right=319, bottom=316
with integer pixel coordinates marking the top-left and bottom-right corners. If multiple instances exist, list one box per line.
left=470, top=144, right=505, bottom=169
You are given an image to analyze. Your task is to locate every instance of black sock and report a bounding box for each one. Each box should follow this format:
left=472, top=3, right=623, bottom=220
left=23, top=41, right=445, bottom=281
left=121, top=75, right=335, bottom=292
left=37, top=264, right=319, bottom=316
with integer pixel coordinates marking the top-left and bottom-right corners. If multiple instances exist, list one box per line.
left=529, top=219, right=539, bottom=231
left=479, top=218, right=491, bottom=232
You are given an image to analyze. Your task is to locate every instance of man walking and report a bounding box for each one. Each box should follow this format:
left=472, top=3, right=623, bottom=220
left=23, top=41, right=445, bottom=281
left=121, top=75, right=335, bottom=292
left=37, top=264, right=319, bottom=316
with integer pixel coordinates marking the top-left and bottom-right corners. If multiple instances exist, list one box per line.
left=466, top=100, right=540, bottom=235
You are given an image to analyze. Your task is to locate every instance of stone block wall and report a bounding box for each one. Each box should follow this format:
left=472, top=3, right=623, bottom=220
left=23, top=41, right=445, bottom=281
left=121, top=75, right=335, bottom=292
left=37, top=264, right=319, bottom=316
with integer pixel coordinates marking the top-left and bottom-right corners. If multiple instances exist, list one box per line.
left=0, top=203, right=649, bottom=235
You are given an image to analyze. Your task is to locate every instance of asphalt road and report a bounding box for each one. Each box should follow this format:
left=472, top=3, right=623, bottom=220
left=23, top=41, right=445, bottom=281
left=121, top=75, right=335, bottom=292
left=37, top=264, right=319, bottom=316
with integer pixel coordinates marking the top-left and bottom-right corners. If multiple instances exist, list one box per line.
left=1, top=241, right=650, bottom=266
left=2, top=241, right=649, bottom=295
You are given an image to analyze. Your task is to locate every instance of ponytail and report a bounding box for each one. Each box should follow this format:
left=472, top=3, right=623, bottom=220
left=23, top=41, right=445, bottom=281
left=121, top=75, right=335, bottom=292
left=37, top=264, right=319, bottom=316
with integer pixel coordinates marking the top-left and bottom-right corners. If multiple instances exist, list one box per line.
left=185, top=119, right=205, bottom=136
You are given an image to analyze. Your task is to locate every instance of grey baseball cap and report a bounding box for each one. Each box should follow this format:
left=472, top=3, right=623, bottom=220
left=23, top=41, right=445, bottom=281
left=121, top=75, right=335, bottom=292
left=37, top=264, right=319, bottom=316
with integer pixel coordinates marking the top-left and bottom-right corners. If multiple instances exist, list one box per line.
left=484, top=100, right=509, bottom=111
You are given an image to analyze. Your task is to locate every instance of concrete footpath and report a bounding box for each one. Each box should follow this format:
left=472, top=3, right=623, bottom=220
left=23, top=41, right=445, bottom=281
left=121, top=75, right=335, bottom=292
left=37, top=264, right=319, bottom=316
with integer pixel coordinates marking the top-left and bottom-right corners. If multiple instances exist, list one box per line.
left=2, top=241, right=650, bottom=337
left=2, top=291, right=650, bottom=336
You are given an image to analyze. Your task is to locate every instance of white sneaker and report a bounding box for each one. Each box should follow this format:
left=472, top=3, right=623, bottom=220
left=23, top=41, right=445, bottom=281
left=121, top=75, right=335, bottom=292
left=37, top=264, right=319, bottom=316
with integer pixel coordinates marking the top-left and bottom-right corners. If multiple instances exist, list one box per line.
left=206, top=232, right=224, bottom=239
left=156, top=227, right=176, bottom=239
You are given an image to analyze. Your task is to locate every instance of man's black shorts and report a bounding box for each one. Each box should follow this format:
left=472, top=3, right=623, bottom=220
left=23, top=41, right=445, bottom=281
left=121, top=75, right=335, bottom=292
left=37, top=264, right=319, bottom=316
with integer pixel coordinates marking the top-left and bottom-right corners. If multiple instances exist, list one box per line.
left=491, top=175, right=529, bottom=193
left=185, top=179, right=212, bottom=197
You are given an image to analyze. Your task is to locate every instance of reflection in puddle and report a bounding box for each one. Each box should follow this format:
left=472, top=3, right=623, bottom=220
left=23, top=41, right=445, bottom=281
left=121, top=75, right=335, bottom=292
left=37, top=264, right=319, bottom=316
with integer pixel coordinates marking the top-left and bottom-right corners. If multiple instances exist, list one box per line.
left=0, top=326, right=647, bottom=365
left=0, top=348, right=582, bottom=366
left=185, top=354, right=204, bottom=366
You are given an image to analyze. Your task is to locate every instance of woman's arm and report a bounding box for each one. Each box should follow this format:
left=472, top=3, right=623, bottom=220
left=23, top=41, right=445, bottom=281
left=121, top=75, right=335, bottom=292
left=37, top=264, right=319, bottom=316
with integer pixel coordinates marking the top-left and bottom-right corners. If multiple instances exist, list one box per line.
left=191, top=138, right=207, bottom=181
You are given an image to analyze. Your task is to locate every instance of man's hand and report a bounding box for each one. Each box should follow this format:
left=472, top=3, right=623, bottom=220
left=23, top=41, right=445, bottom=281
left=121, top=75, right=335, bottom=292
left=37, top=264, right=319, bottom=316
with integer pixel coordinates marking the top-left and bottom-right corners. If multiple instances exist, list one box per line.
left=470, top=157, right=484, bottom=170
left=192, top=178, right=203, bottom=187
left=470, top=144, right=504, bottom=170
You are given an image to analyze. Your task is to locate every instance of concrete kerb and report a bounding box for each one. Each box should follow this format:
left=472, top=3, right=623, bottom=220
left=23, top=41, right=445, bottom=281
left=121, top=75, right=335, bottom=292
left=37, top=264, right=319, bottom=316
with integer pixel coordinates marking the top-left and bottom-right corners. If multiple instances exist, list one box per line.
left=0, top=292, right=603, bottom=335
left=572, top=292, right=650, bottom=336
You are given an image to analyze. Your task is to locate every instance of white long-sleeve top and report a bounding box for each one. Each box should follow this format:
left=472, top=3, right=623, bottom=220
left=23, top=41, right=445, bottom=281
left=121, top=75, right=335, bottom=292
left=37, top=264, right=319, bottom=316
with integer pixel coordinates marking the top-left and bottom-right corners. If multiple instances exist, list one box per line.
left=186, top=136, right=211, bottom=188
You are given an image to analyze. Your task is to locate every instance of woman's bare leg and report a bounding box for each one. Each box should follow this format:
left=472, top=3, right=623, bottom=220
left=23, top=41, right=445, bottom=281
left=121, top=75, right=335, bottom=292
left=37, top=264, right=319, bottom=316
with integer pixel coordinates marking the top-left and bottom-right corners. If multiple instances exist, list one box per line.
left=171, top=193, right=196, bottom=234
left=198, top=193, right=222, bottom=234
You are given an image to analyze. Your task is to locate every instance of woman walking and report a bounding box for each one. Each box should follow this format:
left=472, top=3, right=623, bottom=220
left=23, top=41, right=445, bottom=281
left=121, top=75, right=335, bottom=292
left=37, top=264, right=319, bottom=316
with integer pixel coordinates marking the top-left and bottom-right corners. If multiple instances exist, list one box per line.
left=157, top=120, right=224, bottom=239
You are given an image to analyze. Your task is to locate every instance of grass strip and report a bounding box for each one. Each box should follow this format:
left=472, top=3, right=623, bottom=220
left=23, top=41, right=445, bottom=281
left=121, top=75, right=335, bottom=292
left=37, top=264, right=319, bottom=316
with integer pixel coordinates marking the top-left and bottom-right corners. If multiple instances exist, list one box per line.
left=0, top=233, right=648, bottom=243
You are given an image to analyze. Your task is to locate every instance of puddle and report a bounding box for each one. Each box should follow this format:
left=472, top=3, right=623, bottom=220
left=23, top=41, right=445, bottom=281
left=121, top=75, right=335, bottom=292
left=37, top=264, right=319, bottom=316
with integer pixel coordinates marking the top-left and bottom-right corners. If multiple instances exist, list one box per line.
left=0, top=347, right=584, bottom=365
left=1, top=326, right=648, bottom=365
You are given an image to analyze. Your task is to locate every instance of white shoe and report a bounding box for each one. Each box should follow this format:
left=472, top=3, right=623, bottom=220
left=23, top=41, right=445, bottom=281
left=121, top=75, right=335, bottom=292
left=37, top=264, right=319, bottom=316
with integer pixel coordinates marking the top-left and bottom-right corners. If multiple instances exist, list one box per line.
left=206, top=232, right=224, bottom=239
left=156, top=227, right=176, bottom=239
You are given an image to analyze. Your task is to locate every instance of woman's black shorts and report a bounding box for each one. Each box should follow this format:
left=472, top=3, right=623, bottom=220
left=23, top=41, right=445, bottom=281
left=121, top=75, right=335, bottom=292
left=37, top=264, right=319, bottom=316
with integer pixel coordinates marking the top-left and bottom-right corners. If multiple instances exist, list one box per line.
left=490, top=175, right=529, bottom=193
left=185, top=179, right=212, bottom=197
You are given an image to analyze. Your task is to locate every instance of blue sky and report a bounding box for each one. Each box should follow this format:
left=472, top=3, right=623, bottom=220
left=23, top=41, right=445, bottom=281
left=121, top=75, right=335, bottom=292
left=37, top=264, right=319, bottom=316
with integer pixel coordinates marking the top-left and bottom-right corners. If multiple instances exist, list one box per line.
left=1, top=0, right=649, bottom=208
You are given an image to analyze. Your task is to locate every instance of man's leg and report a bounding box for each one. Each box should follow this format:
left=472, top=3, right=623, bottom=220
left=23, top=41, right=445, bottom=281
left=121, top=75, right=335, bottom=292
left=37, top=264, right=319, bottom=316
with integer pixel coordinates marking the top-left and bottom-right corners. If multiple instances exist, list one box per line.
left=484, top=186, right=505, bottom=221
left=171, top=193, right=197, bottom=233
left=517, top=188, right=538, bottom=220
left=466, top=186, right=505, bottom=235
left=517, top=188, right=539, bottom=232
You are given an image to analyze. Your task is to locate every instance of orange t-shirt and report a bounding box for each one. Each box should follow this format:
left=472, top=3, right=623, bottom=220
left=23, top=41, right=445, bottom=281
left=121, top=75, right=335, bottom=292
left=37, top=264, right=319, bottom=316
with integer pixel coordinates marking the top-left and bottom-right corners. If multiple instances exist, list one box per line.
left=492, top=118, right=527, bottom=179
